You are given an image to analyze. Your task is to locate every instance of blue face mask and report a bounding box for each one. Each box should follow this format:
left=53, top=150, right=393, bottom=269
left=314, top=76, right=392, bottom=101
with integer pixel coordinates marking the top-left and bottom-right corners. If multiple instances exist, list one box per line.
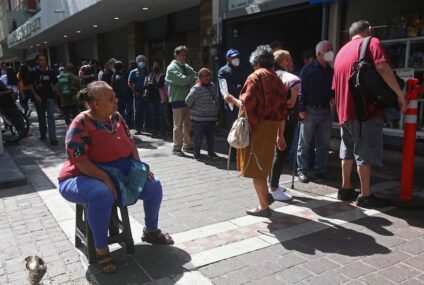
left=138, top=62, right=146, bottom=69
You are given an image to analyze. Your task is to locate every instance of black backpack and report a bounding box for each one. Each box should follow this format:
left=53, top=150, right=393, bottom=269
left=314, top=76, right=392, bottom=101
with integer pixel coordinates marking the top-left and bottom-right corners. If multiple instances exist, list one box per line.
left=349, top=36, right=404, bottom=122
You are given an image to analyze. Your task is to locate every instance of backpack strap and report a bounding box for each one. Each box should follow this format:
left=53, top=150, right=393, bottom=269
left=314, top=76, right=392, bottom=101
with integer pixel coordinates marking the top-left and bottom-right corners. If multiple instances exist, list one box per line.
left=358, top=36, right=372, bottom=61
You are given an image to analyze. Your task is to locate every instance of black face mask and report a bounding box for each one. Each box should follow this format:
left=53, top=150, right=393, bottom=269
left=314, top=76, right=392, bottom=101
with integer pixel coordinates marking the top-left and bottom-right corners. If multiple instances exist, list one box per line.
left=153, top=67, right=160, bottom=73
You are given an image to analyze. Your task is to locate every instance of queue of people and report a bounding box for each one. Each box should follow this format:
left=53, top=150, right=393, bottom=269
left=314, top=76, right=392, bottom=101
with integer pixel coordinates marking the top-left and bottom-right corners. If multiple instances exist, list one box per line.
left=0, top=19, right=408, bottom=273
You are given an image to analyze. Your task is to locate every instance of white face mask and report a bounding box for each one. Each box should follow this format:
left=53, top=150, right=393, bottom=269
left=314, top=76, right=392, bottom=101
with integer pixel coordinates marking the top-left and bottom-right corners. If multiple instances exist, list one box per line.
left=324, top=51, right=334, bottom=62
left=231, top=58, right=240, bottom=67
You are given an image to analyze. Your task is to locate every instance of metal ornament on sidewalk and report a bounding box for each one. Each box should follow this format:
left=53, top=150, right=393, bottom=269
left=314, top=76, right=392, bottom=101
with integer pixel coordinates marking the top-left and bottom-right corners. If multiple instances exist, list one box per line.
left=25, top=256, right=47, bottom=285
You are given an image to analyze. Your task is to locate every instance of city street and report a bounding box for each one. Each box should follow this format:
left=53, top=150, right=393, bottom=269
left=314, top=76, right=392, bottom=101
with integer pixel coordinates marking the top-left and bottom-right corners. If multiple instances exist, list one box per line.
left=1, top=114, right=424, bottom=285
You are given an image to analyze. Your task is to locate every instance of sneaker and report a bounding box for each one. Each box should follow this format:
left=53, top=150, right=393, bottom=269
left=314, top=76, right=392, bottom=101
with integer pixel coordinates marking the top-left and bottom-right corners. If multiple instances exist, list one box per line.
left=183, top=146, right=194, bottom=153
left=269, top=186, right=293, bottom=202
left=50, top=139, right=59, bottom=146
left=134, top=130, right=142, bottom=135
left=193, top=153, right=201, bottom=160
left=208, top=152, right=219, bottom=159
left=356, top=194, right=390, bottom=208
left=172, top=149, right=184, bottom=157
left=337, top=188, right=360, bottom=201
left=298, top=171, right=309, bottom=183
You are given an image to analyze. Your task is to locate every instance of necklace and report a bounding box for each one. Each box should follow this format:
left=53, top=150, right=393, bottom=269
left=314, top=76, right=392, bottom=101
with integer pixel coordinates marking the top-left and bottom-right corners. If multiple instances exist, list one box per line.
left=89, top=111, right=116, bottom=134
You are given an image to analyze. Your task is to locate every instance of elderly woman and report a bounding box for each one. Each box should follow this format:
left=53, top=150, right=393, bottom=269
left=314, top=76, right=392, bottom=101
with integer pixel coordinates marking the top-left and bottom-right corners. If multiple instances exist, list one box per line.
left=58, top=81, right=173, bottom=274
left=235, top=45, right=288, bottom=217
left=267, top=50, right=301, bottom=202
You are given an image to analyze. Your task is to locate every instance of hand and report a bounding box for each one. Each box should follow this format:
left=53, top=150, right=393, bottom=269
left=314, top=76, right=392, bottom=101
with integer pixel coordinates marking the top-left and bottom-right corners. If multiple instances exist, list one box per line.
left=329, top=98, right=335, bottom=107
left=34, top=95, right=42, bottom=104
left=103, top=177, right=118, bottom=199
left=299, top=112, right=307, bottom=120
left=397, top=95, right=407, bottom=114
left=277, top=136, right=287, bottom=151
left=287, top=98, right=296, bottom=108
left=134, top=91, right=141, bottom=97
left=148, top=171, right=155, bottom=181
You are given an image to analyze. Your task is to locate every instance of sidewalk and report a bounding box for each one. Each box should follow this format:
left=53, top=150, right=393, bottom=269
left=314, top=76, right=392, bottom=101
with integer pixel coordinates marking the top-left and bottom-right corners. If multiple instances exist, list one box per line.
left=1, top=116, right=424, bottom=284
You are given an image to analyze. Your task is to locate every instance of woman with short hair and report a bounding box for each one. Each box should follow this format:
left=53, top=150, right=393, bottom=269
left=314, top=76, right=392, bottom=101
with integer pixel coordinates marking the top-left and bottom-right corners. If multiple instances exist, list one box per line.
left=236, top=45, right=288, bottom=217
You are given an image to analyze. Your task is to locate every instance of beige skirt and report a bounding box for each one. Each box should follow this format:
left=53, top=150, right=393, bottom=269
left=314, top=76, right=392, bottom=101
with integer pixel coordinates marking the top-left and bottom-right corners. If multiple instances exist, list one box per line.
left=237, top=120, right=279, bottom=179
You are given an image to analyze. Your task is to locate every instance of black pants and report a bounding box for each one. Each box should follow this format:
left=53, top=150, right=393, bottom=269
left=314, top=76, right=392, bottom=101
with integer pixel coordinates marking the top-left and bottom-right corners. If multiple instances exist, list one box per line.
left=269, top=123, right=296, bottom=188
left=192, top=121, right=216, bottom=155
left=63, top=104, right=79, bottom=125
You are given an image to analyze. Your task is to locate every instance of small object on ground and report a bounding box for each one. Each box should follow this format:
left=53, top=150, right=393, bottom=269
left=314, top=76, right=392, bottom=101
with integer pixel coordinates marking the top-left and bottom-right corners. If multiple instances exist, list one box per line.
left=25, top=255, right=47, bottom=285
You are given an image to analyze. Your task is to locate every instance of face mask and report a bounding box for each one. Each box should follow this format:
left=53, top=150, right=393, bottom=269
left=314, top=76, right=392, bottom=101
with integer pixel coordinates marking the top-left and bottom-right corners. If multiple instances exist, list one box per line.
left=138, top=62, right=146, bottom=69
left=324, top=51, right=334, bottom=62
left=153, top=67, right=160, bottom=73
left=60, top=70, right=65, bottom=75
left=231, top=58, right=240, bottom=67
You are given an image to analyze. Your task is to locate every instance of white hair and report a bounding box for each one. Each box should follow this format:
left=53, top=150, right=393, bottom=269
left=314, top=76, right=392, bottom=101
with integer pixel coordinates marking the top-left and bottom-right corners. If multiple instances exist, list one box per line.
left=315, top=40, right=332, bottom=56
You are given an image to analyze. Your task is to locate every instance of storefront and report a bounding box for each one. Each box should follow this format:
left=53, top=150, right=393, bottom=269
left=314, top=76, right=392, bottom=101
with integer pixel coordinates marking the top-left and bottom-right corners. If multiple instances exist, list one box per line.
left=339, top=0, right=424, bottom=139
left=221, top=0, right=326, bottom=71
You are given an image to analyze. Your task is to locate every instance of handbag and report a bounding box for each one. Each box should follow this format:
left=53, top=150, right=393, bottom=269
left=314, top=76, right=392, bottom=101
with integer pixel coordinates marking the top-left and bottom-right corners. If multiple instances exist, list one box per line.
left=227, top=107, right=262, bottom=174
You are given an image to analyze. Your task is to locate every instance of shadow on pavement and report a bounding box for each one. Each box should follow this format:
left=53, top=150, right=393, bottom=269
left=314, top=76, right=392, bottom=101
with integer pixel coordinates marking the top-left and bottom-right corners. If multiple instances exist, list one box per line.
left=85, top=244, right=192, bottom=284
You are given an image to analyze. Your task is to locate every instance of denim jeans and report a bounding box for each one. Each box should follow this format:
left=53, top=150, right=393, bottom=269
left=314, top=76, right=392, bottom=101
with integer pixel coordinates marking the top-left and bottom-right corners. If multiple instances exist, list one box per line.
left=191, top=120, right=215, bottom=155
left=118, top=98, right=133, bottom=127
left=59, top=176, right=163, bottom=248
left=146, top=100, right=165, bottom=133
left=35, top=98, right=57, bottom=140
left=134, top=96, right=146, bottom=132
left=297, top=107, right=332, bottom=174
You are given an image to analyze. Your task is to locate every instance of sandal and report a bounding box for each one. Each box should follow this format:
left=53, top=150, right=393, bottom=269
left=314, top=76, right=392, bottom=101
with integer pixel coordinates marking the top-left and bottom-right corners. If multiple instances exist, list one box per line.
left=142, top=229, right=174, bottom=245
left=96, top=253, right=117, bottom=274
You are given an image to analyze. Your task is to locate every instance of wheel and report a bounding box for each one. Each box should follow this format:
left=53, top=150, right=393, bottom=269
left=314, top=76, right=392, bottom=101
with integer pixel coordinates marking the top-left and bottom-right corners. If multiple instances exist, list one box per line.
left=1, top=110, right=29, bottom=143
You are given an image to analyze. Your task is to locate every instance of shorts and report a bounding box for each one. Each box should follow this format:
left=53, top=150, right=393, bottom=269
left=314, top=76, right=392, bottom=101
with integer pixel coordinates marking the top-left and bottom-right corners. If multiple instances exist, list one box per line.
left=339, top=117, right=383, bottom=166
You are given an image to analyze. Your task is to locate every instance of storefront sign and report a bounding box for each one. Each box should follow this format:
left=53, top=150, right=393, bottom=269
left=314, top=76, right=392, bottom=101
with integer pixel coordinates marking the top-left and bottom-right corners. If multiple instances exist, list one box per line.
left=228, top=0, right=255, bottom=11
left=7, top=17, right=40, bottom=46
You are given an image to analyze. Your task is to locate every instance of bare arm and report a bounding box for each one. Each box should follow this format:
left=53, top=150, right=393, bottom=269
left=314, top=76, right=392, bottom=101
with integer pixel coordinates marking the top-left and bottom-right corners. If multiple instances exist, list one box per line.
left=75, top=160, right=117, bottom=198
left=28, top=85, right=42, bottom=103
left=276, top=120, right=287, bottom=151
left=131, top=144, right=140, bottom=161
left=376, top=62, right=407, bottom=113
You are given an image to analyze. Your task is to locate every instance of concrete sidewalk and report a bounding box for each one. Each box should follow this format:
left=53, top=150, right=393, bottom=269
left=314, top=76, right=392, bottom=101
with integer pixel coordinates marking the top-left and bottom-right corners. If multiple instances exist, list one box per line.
left=1, top=116, right=424, bottom=284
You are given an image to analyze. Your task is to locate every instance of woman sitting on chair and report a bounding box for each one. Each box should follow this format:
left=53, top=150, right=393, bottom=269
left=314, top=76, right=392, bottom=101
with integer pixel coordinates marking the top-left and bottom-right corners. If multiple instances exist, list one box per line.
left=58, top=81, right=173, bottom=274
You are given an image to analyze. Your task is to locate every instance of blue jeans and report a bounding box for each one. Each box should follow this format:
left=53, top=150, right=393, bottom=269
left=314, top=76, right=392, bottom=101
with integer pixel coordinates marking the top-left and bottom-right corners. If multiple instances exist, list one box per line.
left=19, top=89, right=31, bottom=113
left=192, top=120, right=216, bottom=155
left=297, top=107, right=332, bottom=174
left=146, top=100, right=165, bottom=133
left=35, top=98, right=56, bottom=140
left=134, top=96, right=146, bottom=132
left=59, top=176, right=163, bottom=248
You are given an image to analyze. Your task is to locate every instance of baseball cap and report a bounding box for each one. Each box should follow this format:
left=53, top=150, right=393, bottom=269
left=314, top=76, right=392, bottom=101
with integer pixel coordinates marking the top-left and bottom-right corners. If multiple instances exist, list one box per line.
left=226, top=49, right=240, bottom=58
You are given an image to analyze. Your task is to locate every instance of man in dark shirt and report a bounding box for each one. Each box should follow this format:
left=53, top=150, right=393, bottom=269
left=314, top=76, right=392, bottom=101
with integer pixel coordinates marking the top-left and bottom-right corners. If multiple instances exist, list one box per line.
left=78, top=59, right=97, bottom=86
left=217, top=49, right=247, bottom=160
left=296, top=41, right=335, bottom=183
left=100, top=58, right=117, bottom=86
left=27, top=54, right=60, bottom=145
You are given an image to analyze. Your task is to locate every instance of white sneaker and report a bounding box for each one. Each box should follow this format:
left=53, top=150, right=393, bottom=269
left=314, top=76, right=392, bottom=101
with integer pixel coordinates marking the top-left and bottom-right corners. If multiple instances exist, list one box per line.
left=269, top=186, right=293, bottom=201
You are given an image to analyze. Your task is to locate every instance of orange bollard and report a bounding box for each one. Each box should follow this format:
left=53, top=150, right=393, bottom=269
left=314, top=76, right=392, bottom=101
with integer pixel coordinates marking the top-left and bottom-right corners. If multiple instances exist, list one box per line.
left=400, top=79, right=423, bottom=202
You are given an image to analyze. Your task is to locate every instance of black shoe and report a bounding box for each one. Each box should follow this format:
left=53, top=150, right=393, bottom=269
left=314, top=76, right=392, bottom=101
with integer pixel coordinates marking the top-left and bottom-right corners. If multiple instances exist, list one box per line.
left=298, top=172, right=309, bottom=183
left=246, top=207, right=271, bottom=217
left=172, top=149, right=184, bottom=157
left=267, top=193, right=275, bottom=205
left=337, top=188, right=360, bottom=201
left=50, top=139, right=59, bottom=146
left=183, top=146, right=194, bottom=153
left=356, top=194, right=390, bottom=208
left=193, top=153, right=202, bottom=160
left=40, top=135, right=47, bottom=140
left=208, top=152, right=218, bottom=159
left=314, top=172, right=330, bottom=181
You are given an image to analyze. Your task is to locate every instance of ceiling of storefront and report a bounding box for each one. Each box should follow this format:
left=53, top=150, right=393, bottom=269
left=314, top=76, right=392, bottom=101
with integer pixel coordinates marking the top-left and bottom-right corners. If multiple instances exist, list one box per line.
left=13, top=0, right=201, bottom=49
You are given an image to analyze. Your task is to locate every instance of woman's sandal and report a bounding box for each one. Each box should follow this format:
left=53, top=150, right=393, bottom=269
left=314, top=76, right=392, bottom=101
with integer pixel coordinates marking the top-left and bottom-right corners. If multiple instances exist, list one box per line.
left=142, top=229, right=174, bottom=245
left=96, top=253, right=117, bottom=274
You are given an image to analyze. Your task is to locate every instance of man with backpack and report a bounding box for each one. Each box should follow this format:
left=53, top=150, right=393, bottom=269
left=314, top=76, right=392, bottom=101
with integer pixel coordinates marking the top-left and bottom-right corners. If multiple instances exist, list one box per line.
left=332, top=20, right=407, bottom=208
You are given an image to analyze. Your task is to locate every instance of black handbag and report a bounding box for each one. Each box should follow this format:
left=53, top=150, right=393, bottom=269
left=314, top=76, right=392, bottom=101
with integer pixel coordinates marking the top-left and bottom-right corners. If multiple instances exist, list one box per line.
left=349, top=36, right=404, bottom=108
